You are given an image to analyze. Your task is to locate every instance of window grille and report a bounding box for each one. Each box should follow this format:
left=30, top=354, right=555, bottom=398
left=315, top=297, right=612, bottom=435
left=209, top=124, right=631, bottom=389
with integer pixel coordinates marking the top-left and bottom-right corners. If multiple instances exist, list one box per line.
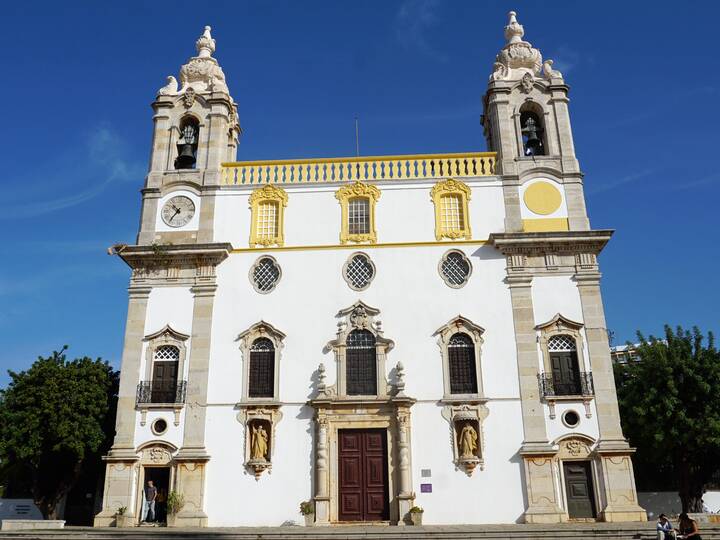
left=440, top=251, right=471, bottom=287
left=256, top=202, right=279, bottom=241
left=440, top=194, right=464, bottom=232
left=154, top=345, right=179, bottom=361
left=346, top=330, right=377, bottom=395
left=249, top=338, right=275, bottom=398
left=448, top=333, right=478, bottom=394
left=251, top=257, right=281, bottom=293
left=344, top=253, right=375, bottom=290
left=548, top=335, right=577, bottom=352
left=348, top=197, right=370, bottom=235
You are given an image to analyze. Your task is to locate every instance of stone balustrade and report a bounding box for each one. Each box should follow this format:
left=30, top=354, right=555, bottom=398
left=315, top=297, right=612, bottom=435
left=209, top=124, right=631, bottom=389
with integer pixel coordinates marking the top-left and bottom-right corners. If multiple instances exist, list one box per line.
left=221, top=152, right=496, bottom=185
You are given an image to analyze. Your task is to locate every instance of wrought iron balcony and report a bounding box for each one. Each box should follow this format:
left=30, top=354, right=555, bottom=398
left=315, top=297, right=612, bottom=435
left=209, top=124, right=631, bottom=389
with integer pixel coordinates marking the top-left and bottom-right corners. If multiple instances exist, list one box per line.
left=136, top=381, right=187, bottom=406
left=539, top=372, right=594, bottom=398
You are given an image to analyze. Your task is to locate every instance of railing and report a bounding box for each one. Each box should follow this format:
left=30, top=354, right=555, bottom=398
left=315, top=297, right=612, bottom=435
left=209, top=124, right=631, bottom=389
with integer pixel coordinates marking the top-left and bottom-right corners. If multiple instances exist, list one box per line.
left=136, top=381, right=187, bottom=405
left=221, top=152, right=496, bottom=185
left=539, top=372, right=594, bottom=398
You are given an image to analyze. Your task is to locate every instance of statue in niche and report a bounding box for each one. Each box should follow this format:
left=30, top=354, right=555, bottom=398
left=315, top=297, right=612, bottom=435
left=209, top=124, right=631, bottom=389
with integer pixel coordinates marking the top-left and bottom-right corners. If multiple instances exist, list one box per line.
left=250, top=424, right=268, bottom=461
left=459, top=424, right=478, bottom=459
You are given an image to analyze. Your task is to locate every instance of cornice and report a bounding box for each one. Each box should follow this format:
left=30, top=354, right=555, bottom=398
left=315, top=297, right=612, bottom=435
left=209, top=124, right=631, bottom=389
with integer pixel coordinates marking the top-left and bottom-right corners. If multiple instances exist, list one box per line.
left=488, top=230, right=613, bottom=256
left=116, top=242, right=233, bottom=270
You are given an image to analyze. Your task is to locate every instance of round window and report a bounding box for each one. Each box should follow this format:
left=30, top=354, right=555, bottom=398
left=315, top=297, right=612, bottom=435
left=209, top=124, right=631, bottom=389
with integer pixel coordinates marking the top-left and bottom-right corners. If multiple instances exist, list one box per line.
left=343, top=253, right=375, bottom=291
left=151, top=418, right=168, bottom=435
left=562, top=410, right=580, bottom=428
left=439, top=250, right=472, bottom=288
left=250, top=256, right=281, bottom=293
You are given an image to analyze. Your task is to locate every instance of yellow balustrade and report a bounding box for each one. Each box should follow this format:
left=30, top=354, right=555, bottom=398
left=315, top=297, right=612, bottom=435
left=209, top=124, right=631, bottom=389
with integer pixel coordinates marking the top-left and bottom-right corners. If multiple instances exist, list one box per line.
left=221, top=152, right=496, bottom=185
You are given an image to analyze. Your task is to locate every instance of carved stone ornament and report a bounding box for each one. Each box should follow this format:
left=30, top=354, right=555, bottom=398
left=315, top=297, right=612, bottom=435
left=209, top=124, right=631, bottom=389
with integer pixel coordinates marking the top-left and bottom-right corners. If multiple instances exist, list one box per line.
left=520, top=72, right=534, bottom=93
left=490, top=11, right=543, bottom=81
left=542, top=59, right=563, bottom=80
left=556, top=436, right=594, bottom=460
left=183, top=87, right=196, bottom=108
left=441, top=404, right=489, bottom=475
left=157, top=75, right=179, bottom=96
left=177, top=26, right=230, bottom=94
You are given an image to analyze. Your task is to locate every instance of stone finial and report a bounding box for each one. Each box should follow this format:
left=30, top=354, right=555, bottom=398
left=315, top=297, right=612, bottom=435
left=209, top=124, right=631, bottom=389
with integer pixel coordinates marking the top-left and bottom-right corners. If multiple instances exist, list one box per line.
left=395, top=361, right=406, bottom=397
left=504, top=11, right=524, bottom=44
left=196, top=25, right=216, bottom=58
left=490, top=10, right=543, bottom=82
left=317, top=363, right=327, bottom=397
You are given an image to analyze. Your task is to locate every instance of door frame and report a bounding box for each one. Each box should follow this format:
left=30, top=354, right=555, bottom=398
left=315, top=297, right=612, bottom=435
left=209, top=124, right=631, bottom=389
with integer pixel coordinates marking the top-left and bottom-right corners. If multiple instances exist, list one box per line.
left=133, top=442, right=178, bottom=525
left=560, top=458, right=599, bottom=520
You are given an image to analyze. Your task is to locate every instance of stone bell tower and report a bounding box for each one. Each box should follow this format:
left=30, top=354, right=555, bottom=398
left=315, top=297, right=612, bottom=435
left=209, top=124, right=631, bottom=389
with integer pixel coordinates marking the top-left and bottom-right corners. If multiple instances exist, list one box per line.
left=95, top=27, right=238, bottom=528
left=137, top=25, right=241, bottom=245
left=482, top=11, right=589, bottom=233
left=485, top=12, right=646, bottom=523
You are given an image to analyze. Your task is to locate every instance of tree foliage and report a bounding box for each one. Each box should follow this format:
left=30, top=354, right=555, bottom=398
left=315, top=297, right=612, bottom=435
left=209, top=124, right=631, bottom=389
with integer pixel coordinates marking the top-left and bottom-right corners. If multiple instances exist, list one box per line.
left=0, top=348, right=118, bottom=519
left=614, top=326, right=720, bottom=512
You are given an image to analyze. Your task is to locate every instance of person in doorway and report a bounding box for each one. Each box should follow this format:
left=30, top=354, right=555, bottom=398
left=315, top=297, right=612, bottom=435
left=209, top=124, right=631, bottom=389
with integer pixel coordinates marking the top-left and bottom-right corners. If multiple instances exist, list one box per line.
left=143, top=480, right=157, bottom=523
left=677, top=512, right=702, bottom=540
left=657, top=514, right=676, bottom=540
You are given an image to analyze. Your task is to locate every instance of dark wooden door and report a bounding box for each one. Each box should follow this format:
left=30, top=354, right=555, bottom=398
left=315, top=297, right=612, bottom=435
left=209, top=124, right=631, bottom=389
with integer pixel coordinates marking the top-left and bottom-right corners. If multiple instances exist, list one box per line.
left=338, top=429, right=388, bottom=521
left=563, top=461, right=596, bottom=518
left=151, top=361, right=178, bottom=403
left=551, top=351, right=580, bottom=395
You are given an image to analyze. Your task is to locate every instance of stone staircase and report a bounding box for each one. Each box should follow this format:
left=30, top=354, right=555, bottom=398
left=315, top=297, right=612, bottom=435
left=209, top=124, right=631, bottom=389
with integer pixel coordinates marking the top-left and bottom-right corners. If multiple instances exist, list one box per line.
left=2, top=523, right=720, bottom=540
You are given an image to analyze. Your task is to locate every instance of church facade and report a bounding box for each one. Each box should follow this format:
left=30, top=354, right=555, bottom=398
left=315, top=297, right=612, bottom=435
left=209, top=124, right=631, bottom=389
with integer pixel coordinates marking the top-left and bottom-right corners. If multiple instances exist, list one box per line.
left=95, top=12, right=646, bottom=527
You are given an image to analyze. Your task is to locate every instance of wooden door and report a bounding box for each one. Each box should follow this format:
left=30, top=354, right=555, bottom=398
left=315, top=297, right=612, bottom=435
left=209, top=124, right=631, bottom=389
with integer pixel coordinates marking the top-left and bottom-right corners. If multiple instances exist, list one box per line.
left=551, top=351, right=580, bottom=395
left=563, top=461, right=596, bottom=518
left=151, top=361, right=178, bottom=403
left=338, top=429, right=388, bottom=522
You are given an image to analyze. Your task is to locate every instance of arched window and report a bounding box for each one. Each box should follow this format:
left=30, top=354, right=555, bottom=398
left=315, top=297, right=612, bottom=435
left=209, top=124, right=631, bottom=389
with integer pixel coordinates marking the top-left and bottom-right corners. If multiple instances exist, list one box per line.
left=248, top=338, right=275, bottom=398
left=249, top=185, right=288, bottom=247
left=430, top=179, right=472, bottom=241
left=520, top=108, right=545, bottom=157
left=346, top=330, right=377, bottom=396
left=175, top=117, right=199, bottom=169
left=151, top=345, right=180, bottom=403
left=448, top=333, right=478, bottom=395
left=547, top=334, right=581, bottom=396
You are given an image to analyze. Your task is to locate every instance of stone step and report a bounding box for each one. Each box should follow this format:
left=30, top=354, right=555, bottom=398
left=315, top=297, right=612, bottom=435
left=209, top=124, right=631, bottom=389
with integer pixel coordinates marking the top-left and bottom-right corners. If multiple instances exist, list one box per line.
left=2, top=523, right=720, bottom=540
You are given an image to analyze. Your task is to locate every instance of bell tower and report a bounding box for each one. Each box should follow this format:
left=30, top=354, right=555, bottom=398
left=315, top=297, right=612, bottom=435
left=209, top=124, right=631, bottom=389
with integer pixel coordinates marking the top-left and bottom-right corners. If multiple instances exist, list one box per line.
left=137, top=26, right=241, bottom=245
left=482, top=11, right=589, bottom=233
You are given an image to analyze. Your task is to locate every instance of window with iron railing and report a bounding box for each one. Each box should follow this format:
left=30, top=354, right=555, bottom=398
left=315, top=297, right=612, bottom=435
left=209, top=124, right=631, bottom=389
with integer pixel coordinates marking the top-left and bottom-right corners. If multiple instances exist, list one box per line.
left=136, top=380, right=187, bottom=405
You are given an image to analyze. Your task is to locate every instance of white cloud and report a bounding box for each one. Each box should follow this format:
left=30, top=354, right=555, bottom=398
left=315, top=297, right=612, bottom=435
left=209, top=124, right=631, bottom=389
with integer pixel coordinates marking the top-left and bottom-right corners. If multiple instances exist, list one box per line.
left=587, top=169, right=656, bottom=195
left=395, top=0, right=447, bottom=62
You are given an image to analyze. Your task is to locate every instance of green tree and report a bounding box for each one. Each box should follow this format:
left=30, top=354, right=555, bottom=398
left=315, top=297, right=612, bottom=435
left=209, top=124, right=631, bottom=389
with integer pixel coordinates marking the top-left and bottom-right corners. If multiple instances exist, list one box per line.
left=614, top=326, right=720, bottom=512
left=0, top=348, right=118, bottom=519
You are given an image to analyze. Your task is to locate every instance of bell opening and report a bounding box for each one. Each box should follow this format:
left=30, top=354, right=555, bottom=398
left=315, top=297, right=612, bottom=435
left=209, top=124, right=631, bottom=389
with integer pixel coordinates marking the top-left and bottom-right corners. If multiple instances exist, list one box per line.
left=175, top=117, right=199, bottom=169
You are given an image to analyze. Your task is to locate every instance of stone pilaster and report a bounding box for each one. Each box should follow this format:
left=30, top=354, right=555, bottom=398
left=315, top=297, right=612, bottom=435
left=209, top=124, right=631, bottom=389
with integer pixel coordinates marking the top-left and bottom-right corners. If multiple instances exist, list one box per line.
left=508, top=273, right=564, bottom=523
left=575, top=272, right=645, bottom=521
left=173, top=282, right=218, bottom=527
left=94, top=285, right=151, bottom=525
left=137, top=188, right=161, bottom=245
left=395, top=407, right=414, bottom=525
left=313, top=412, right=330, bottom=526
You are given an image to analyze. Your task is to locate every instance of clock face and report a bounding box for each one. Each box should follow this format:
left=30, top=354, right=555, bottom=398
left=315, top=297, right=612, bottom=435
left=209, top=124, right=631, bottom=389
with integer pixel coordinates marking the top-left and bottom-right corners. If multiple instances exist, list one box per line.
left=161, top=195, right=195, bottom=228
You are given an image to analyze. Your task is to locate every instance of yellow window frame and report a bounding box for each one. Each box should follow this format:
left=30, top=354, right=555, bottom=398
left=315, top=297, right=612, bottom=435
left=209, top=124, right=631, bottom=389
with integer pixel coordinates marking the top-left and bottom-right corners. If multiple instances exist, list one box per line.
left=335, top=181, right=381, bottom=244
left=431, top=178, right=472, bottom=241
left=249, top=185, right=288, bottom=247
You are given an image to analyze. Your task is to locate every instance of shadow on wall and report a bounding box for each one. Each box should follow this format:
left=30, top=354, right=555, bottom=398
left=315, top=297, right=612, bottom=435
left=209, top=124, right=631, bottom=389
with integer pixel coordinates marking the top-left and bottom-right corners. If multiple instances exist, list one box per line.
left=472, top=244, right=505, bottom=261
left=509, top=450, right=528, bottom=524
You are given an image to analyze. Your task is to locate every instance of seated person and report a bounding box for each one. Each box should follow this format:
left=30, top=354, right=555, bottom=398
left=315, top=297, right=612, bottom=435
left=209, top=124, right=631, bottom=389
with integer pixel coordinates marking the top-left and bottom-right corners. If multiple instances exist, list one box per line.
left=657, top=514, right=676, bottom=540
left=677, top=512, right=702, bottom=539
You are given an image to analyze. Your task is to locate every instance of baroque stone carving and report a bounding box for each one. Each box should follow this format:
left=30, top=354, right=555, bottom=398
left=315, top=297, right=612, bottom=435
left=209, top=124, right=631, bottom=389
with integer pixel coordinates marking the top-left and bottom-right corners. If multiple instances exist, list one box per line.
left=177, top=26, right=230, bottom=95
left=441, top=404, right=489, bottom=475
left=520, top=72, right=535, bottom=93
left=157, top=75, right=179, bottom=96
left=250, top=424, right=269, bottom=460
left=542, top=59, right=563, bottom=80
left=490, top=11, right=542, bottom=81
left=183, top=87, right=196, bottom=108
left=236, top=407, right=282, bottom=480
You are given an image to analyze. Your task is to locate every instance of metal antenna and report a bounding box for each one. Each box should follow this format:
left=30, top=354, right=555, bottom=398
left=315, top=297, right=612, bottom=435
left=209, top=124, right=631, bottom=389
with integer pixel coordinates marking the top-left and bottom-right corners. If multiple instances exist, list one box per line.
left=355, top=116, right=360, bottom=157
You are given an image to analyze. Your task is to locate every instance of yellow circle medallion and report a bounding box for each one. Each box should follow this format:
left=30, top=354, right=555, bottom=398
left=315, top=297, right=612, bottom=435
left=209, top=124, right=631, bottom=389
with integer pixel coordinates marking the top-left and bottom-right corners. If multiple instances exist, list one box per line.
left=523, top=181, right=562, bottom=215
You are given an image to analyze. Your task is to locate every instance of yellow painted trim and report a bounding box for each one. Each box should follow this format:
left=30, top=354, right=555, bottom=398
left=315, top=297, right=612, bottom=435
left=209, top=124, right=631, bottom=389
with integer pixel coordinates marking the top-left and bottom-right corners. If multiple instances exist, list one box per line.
left=335, top=182, right=381, bottom=244
left=523, top=182, right=562, bottom=215
left=248, top=185, right=288, bottom=247
left=229, top=239, right=488, bottom=254
left=222, top=151, right=496, bottom=168
left=522, top=218, right=569, bottom=232
left=430, top=179, right=472, bottom=241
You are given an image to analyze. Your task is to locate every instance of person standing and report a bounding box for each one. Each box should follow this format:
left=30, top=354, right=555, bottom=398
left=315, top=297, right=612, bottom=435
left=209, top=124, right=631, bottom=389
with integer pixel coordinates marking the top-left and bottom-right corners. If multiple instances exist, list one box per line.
left=143, top=480, right=157, bottom=523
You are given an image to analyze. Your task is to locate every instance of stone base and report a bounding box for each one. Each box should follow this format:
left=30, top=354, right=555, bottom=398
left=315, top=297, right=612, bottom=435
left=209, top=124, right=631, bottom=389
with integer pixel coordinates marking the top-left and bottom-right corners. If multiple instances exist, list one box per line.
left=523, top=507, right=565, bottom=523
left=397, top=493, right=415, bottom=525
left=600, top=508, right=647, bottom=522
left=313, top=497, right=330, bottom=526
left=172, top=511, right=208, bottom=527
left=0, top=520, right=65, bottom=531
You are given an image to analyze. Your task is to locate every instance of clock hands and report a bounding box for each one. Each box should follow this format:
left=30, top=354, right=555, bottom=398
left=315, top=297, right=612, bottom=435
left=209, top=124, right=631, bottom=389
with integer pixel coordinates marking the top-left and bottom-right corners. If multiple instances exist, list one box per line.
left=168, top=206, right=182, bottom=221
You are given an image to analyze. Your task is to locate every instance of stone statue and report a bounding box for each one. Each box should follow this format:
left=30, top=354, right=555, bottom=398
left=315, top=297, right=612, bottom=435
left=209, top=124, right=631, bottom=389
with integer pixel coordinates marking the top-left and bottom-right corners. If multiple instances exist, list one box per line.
left=250, top=424, right=268, bottom=461
left=459, top=424, right=478, bottom=459
left=157, top=76, right=179, bottom=96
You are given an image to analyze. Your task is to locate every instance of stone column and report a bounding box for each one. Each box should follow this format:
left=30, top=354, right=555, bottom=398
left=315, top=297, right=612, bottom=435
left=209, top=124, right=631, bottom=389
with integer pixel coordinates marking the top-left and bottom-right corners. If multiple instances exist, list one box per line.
left=174, top=283, right=217, bottom=527
left=508, top=273, right=564, bottom=523
left=314, top=412, right=330, bottom=525
left=575, top=272, right=645, bottom=521
left=95, top=285, right=151, bottom=525
left=395, top=408, right=414, bottom=525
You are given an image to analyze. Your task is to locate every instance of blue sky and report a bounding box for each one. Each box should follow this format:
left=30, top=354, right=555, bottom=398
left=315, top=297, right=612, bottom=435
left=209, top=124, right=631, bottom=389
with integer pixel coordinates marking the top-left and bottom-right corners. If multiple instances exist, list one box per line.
left=2, top=1, right=718, bottom=385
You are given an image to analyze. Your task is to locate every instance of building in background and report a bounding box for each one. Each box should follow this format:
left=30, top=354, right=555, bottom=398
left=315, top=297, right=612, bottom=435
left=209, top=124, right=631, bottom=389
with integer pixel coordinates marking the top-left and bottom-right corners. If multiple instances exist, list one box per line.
left=94, top=12, right=645, bottom=527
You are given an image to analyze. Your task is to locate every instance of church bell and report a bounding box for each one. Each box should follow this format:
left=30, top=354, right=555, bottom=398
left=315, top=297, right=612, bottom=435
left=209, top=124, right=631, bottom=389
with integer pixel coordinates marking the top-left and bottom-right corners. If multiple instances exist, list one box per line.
left=175, top=124, right=198, bottom=169
left=521, top=116, right=544, bottom=156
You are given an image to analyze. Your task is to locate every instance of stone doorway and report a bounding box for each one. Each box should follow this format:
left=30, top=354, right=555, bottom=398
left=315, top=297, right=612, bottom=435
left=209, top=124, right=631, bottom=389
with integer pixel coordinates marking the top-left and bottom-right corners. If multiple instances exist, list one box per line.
left=563, top=460, right=596, bottom=519
left=140, top=466, right=170, bottom=524
left=338, top=429, right=389, bottom=522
